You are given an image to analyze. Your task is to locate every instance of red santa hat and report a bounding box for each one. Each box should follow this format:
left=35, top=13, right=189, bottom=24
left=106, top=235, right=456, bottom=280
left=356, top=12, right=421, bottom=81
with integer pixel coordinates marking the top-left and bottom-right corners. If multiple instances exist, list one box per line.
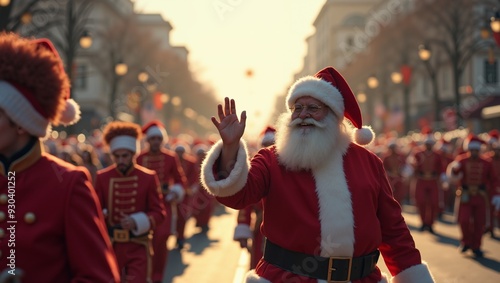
left=0, top=33, right=80, bottom=137
left=463, top=134, right=485, bottom=151
left=421, top=126, right=435, bottom=145
left=142, top=120, right=168, bottom=141
left=488, top=129, right=499, bottom=144
left=102, top=121, right=141, bottom=154
left=260, top=126, right=276, bottom=146
left=286, top=66, right=374, bottom=145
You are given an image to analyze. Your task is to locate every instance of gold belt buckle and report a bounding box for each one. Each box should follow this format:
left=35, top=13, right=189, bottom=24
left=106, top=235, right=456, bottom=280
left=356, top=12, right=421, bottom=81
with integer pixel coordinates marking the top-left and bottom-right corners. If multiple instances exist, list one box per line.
left=113, top=229, right=130, bottom=243
left=327, top=256, right=352, bottom=283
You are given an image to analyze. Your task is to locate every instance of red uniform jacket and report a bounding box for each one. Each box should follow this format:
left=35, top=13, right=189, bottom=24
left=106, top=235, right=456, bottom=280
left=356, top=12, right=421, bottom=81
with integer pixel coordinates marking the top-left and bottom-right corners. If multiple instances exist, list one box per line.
left=94, top=164, right=166, bottom=233
left=451, top=153, right=496, bottom=193
left=136, top=149, right=186, bottom=190
left=0, top=140, right=120, bottom=282
left=413, top=149, right=443, bottom=180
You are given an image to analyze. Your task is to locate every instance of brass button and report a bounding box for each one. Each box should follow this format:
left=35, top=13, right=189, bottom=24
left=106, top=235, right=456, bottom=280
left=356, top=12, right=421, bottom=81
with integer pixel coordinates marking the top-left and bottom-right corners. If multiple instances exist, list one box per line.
left=0, top=211, right=5, bottom=222
left=24, top=212, right=36, bottom=224
left=0, top=194, right=7, bottom=205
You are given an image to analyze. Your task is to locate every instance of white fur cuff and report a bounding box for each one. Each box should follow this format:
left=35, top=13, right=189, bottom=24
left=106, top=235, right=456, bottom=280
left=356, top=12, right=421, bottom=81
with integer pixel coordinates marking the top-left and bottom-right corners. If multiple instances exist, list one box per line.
left=245, top=269, right=271, bottom=283
left=130, top=212, right=151, bottom=236
left=234, top=224, right=252, bottom=240
left=391, top=262, right=434, bottom=283
left=170, top=183, right=185, bottom=202
left=201, top=140, right=250, bottom=197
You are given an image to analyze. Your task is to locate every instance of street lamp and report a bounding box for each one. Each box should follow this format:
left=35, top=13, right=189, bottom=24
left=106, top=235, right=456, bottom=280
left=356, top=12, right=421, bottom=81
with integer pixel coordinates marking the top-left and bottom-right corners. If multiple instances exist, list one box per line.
left=0, top=0, right=10, bottom=7
left=418, top=44, right=431, bottom=61
left=79, top=30, right=92, bottom=49
left=357, top=92, right=367, bottom=103
left=367, top=75, right=379, bottom=89
left=138, top=71, right=149, bottom=83
left=115, top=61, right=128, bottom=76
left=491, top=10, right=500, bottom=33
left=391, top=71, right=403, bottom=84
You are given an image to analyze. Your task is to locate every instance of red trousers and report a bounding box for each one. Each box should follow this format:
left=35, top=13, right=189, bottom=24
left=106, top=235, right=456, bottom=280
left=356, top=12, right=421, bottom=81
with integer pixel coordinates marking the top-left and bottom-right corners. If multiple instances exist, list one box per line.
left=414, top=179, right=439, bottom=226
left=176, top=195, right=192, bottom=241
left=114, top=242, right=150, bottom=283
left=192, top=189, right=215, bottom=228
left=457, top=194, right=487, bottom=250
left=151, top=201, right=173, bottom=282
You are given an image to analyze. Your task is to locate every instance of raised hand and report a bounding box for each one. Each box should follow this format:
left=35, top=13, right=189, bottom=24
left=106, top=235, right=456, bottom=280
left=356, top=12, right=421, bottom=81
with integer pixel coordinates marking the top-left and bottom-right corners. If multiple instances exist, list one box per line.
left=211, top=97, right=247, bottom=146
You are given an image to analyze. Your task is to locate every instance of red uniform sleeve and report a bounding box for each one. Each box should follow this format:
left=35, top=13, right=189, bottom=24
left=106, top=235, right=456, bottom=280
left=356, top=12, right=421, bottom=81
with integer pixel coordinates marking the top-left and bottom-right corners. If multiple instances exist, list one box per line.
left=146, top=174, right=167, bottom=229
left=64, top=170, right=120, bottom=283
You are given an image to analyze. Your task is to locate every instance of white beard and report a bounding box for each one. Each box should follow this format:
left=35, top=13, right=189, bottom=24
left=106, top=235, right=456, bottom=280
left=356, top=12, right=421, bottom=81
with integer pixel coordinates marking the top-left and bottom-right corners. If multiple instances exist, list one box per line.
left=275, top=112, right=351, bottom=171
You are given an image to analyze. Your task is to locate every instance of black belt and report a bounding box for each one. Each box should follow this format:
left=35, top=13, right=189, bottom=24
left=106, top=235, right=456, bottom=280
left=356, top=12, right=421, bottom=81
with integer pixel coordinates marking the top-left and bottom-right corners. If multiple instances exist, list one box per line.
left=264, top=240, right=379, bottom=282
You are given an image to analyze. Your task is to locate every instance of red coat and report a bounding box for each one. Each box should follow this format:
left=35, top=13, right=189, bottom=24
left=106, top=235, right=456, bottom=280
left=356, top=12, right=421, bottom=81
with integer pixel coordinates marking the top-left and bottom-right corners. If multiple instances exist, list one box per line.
left=0, top=140, right=120, bottom=282
left=202, top=139, right=433, bottom=283
left=94, top=164, right=166, bottom=231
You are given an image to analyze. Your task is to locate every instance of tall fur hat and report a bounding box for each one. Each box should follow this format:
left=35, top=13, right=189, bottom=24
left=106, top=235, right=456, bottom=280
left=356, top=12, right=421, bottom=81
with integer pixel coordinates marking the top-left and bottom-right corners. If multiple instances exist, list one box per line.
left=0, top=32, right=80, bottom=137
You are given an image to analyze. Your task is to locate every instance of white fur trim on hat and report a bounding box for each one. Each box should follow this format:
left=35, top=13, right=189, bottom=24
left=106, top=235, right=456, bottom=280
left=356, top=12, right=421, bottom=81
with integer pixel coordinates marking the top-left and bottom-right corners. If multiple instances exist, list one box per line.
left=109, top=135, right=138, bottom=153
left=233, top=224, right=252, bottom=240
left=201, top=139, right=250, bottom=197
left=0, top=81, right=49, bottom=137
left=130, top=212, right=151, bottom=236
left=391, top=262, right=434, bottom=283
left=146, top=125, right=167, bottom=140
left=286, top=76, right=344, bottom=119
left=466, top=141, right=481, bottom=151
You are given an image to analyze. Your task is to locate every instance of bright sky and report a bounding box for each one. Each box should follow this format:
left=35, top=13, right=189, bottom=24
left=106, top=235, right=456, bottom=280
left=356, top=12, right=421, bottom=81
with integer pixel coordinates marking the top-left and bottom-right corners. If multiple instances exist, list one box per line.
left=133, top=0, right=325, bottom=138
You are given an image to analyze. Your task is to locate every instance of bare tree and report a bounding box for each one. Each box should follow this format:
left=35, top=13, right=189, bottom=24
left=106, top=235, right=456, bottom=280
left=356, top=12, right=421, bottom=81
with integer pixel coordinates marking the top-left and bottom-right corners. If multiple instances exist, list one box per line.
left=414, top=0, right=494, bottom=127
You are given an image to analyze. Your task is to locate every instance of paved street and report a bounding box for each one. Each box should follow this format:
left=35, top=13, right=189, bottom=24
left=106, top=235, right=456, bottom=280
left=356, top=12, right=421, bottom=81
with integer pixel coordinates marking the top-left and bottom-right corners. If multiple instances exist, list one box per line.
left=163, top=204, right=500, bottom=283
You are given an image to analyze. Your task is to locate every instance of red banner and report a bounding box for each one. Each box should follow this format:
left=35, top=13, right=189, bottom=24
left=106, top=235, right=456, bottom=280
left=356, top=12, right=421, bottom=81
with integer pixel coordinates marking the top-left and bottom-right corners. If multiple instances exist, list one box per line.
left=401, top=65, right=412, bottom=86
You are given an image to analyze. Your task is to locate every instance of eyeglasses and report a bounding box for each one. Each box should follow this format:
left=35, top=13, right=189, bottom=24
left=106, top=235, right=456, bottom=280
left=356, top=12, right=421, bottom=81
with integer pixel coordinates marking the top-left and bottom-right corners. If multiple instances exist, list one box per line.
left=290, top=103, right=324, bottom=115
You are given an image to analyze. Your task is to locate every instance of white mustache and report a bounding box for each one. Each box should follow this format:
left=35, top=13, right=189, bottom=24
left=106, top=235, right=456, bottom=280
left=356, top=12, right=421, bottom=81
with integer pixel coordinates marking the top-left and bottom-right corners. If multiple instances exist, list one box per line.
left=288, top=117, right=327, bottom=128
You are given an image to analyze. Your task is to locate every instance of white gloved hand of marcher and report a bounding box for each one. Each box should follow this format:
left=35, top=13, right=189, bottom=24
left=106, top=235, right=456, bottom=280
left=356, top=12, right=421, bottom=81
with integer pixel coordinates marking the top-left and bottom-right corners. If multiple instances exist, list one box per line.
left=492, top=195, right=500, bottom=211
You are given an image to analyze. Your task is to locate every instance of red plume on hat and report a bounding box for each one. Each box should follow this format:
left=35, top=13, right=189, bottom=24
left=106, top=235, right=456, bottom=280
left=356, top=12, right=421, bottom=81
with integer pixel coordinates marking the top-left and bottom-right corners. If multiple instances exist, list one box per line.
left=286, top=66, right=374, bottom=145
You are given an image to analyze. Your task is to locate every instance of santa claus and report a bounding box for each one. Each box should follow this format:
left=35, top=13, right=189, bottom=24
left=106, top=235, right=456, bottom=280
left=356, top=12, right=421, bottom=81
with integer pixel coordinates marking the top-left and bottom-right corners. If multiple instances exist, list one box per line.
left=201, top=66, right=434, bottom=283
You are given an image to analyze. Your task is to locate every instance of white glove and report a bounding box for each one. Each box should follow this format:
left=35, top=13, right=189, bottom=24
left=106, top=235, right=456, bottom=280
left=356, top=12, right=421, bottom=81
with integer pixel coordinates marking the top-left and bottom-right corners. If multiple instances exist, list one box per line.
left=492, top=195, right=500, bottom=211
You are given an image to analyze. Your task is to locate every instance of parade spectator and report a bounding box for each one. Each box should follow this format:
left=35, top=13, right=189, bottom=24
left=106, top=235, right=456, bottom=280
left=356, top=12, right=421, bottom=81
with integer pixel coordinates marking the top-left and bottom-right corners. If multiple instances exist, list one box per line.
left=95, top=121, right=166, bottom=283
left=201, top=66, right=434, bottom=282
left=234, top=126, right=276, bottom=270
left=447, top=135, right=498, bottom=257
left=410, top=130, right=443, bottom=233
left=136, top=120, right=186, bottom=283
left=0, top=32, right=120, bottom=282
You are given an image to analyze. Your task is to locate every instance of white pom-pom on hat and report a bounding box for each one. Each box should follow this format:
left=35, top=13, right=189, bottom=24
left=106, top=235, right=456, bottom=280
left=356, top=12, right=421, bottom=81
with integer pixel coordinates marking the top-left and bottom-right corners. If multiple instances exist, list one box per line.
left=59, top=98, right=81, bottom=126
